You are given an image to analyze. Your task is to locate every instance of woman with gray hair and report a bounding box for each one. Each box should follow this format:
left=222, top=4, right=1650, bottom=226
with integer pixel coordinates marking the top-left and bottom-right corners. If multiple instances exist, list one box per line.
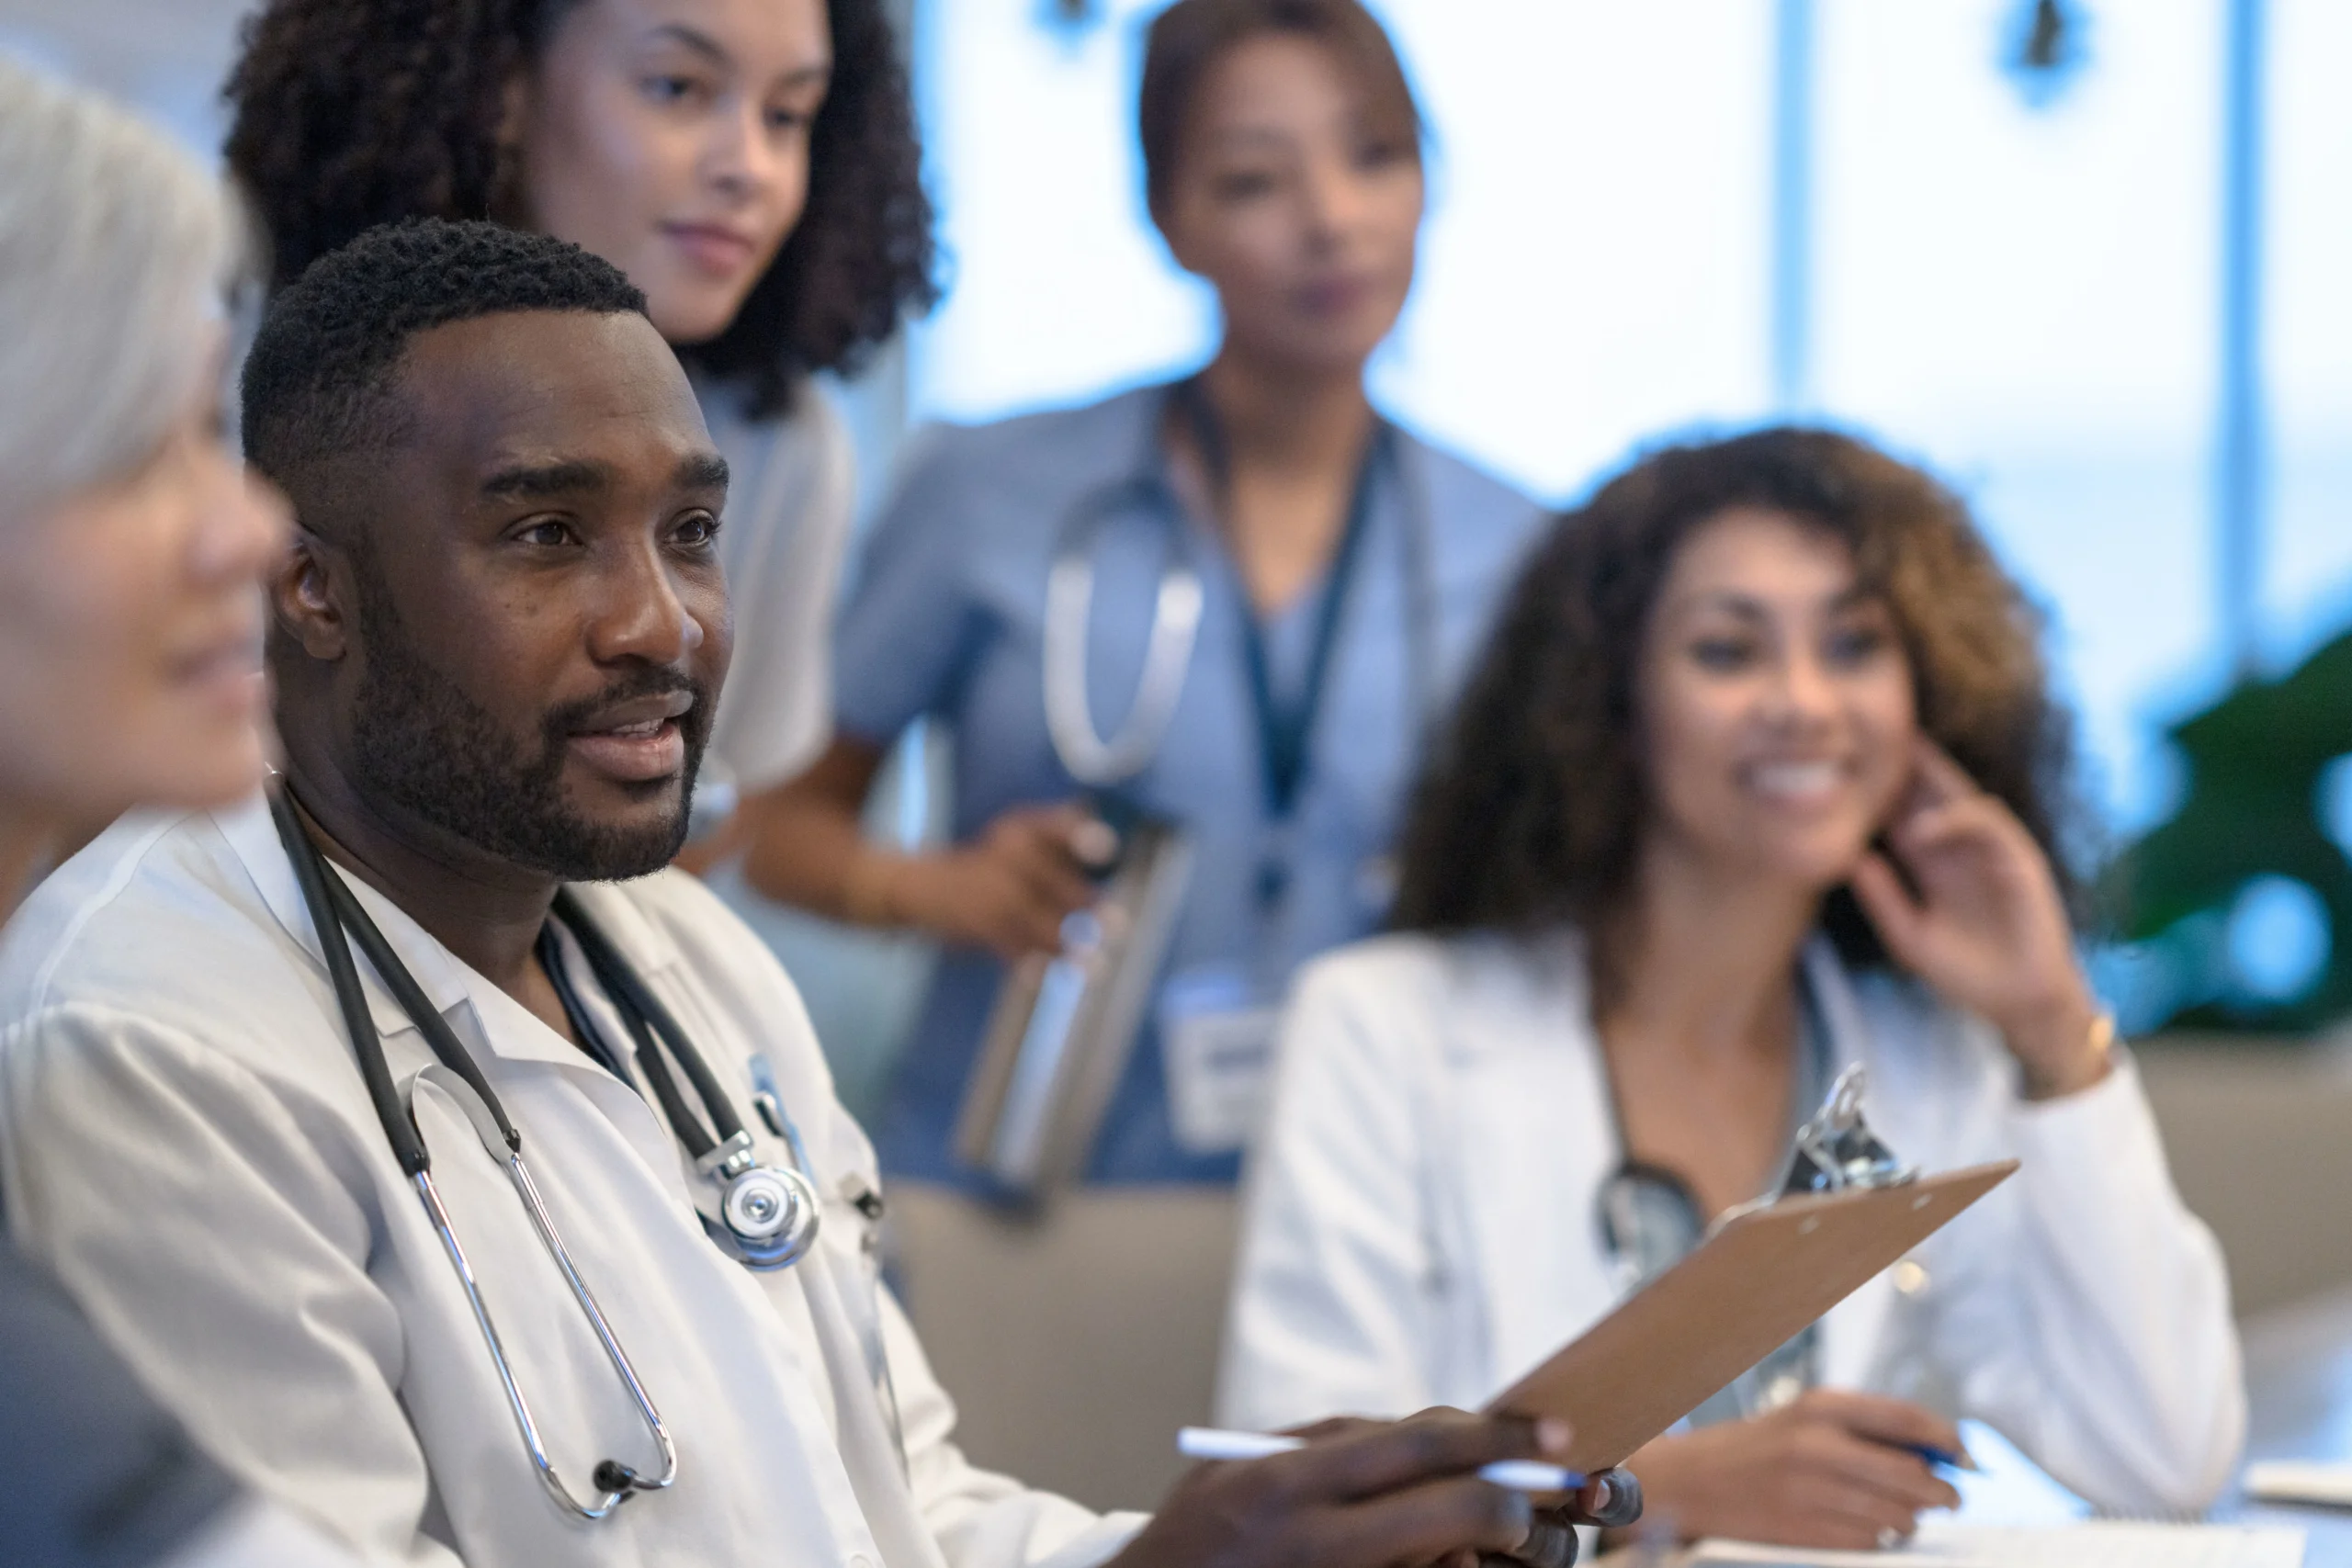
left=0, top=58, right=355, bottom=1568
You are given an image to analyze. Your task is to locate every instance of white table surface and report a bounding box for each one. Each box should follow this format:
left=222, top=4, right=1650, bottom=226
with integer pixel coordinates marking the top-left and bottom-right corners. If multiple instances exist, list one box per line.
left=1596, top=1285, right=2352, bottom=1563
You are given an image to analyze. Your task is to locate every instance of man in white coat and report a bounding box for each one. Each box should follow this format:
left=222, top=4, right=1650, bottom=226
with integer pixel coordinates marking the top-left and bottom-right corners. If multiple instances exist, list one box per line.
left=0, top=219, right=1608, bottom=1568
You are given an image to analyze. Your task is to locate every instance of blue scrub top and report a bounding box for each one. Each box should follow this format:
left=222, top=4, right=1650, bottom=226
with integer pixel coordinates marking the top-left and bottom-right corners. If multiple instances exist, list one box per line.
left=836, top=379, right=1546, bottom=1190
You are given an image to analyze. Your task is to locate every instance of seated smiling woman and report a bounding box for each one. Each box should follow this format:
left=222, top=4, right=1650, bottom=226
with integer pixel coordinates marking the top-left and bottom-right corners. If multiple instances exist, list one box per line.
left=1218, top=428, right=2245, bottom=1551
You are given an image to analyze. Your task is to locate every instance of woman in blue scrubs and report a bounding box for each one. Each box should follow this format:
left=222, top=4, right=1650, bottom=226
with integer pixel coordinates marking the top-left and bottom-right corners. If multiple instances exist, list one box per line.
left=755, top=0, right=1544, bottom=1200
left=754, top=0, right=1547, bottom=1495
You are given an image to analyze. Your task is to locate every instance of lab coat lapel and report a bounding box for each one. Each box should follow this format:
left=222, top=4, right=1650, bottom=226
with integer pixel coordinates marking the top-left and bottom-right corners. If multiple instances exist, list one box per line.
left=213, top=794, right=657, bottom=1074
left=799, top=1245, right=944, bottom=1568
left=560, top=880, right=685, bottom=983
left=1802, top=940, right=1902, bottom=1392
left=530, top=886, right=710, bottom=1207
left=218, top=794, right=706, bottom=1221
left=1442, top=934, right=1624, bottom=1393
left=214, top=795, right=479, bottom=1043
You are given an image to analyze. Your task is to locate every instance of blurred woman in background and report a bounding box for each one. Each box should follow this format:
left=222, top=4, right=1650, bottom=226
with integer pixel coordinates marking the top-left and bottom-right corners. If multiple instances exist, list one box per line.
left=757, top=0, right=1544, bottom=1196
left=747, top=0, right=1546, bottom=1497
left=225, top=0, right=934, bottom=858
left=1220, top=428, right=2245, bottom=1549
left=0, top=59, right=352, bottom=1568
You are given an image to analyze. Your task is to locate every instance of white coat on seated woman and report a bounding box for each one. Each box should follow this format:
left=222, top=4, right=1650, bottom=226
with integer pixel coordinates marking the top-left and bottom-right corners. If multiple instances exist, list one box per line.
left=1217, top=428, right=2246, bottom=1551
left=1218, top=928, right=2245, bottom=1516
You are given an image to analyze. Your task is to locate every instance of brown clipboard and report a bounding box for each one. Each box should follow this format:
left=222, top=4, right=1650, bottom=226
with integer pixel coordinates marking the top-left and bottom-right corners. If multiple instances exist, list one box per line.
left=1484, top=1158, right=2018, bottom=1474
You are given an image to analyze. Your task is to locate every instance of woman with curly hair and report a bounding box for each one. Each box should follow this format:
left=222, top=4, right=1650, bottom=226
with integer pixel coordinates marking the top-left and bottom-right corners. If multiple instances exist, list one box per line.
left=225, top=0, right=933, bottom=855
left=1220, top=428, right=2245, bottom=1549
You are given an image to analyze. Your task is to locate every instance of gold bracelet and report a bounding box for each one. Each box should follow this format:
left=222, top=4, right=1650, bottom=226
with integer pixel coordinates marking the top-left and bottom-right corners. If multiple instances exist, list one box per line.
left=2019, top=1008, right=2119, bottom=1101
left=2086, top=1010, right=2119, bottom=1063
left=2054, top=1010, right=2119, bottom=1098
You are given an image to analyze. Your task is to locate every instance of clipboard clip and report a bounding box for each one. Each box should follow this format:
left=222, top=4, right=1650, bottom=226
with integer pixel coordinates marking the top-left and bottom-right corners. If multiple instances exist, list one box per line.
left=1779, top=1064, right=1917, bottom=1196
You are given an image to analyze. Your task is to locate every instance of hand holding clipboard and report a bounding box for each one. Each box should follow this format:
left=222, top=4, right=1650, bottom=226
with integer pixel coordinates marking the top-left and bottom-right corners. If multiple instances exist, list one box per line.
left=1484, top=1156, right=2016, bottom=1474
left=1478, top=1066, right=2014, bottom=1479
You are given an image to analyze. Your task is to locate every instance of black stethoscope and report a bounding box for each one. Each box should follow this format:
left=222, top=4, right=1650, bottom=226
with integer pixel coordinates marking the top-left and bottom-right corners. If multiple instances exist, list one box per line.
left=267, top=785, right=823, bottom=1521
left=1591, top=982, right=1914, bottom=1421
left=1593, top=981, right=1835, bottom=1288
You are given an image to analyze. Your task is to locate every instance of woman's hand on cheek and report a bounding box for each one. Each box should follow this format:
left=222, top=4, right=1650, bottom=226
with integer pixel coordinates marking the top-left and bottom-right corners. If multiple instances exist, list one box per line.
left=1848, top=739, right=2110, bottom=1100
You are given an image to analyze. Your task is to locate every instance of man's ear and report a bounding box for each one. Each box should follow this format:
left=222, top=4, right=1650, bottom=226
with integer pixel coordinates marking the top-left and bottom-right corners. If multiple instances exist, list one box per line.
left=271, top=528, right=351, bottom=662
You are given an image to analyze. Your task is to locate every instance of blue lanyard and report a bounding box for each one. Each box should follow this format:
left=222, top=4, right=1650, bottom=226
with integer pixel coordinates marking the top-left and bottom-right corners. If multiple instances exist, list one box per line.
left=1172, top=378, right=1390, bottom=908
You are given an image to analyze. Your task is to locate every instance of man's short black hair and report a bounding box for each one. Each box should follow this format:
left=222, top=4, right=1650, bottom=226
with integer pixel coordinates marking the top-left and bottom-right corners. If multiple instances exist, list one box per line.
left=241, top=218, right=648, bottom=493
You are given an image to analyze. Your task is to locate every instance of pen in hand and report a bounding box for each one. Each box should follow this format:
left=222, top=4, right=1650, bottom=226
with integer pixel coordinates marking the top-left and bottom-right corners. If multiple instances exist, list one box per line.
left=1177, top=1427, right=1586, bottom=1493
left=1900, top=1441, right=1977, bottom=1473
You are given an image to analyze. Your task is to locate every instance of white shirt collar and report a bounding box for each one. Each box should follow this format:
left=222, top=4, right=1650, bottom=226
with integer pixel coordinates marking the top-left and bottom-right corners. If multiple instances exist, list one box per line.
left=212, top=791, right=687, bottom=1072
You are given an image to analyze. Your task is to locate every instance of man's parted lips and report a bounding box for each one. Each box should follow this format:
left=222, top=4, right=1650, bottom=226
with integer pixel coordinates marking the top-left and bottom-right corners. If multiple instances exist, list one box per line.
left=568, top=688, right=695, bottom=738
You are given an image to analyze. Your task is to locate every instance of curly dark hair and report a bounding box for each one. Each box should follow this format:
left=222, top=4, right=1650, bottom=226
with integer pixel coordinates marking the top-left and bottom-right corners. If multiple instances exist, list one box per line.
left=1389, top=425, right=2082, bottom=977
left=241, top=218, right=645, bottom=499
left=223, top=0, right=933, bottom=418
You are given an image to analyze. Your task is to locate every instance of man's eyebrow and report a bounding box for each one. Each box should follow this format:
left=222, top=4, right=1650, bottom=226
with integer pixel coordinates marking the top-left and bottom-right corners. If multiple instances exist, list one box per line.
left=480, top=458, right=615, bottom=502
left=676, top=452, right=730, bottom=493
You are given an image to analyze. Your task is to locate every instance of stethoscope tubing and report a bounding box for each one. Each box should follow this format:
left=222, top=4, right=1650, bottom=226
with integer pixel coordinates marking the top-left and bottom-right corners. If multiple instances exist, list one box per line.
left=552, top=887, right=747, bottom=1157
left=1043, top=471, right=1207, bottom=789
left=1040, top=380, right=1443, bottom=810
left=269, top=784, right=683, bottom=1517
left=272, top=787, right=431, bottom=1175
left=413, top=1159, right=679, bottom=1519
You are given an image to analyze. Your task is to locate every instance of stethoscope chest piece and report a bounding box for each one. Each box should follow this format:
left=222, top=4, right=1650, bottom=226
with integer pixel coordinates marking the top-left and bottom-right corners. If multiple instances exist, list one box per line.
left=698, top=1131, right=822, bottom=1270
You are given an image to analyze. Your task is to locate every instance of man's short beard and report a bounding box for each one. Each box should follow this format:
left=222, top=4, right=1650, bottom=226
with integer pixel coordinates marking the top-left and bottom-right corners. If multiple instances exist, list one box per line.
left=346, top=569, right=708, bottom=882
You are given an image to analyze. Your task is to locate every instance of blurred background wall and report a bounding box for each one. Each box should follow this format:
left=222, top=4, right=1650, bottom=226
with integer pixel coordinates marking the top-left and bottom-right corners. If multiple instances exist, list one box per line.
left=8, top=0, right=2350, bottom=1316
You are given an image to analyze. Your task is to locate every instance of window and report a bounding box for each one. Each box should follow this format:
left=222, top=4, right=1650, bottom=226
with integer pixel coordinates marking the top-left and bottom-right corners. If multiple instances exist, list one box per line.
left=912, top=0, right=2352, bottom=1029
left=910, top=0, right=1776, bottom=500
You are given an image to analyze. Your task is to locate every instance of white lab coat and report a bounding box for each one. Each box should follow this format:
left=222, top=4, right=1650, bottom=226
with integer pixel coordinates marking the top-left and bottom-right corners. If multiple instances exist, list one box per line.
left=0, top=799, right=1148, bottom=1568
left=1218, top=931, right=2246, bottom=1515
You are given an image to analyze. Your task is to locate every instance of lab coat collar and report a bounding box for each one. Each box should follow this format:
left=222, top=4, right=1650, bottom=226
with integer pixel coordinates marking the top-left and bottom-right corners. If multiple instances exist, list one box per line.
left=1425, top=928, right=1622, bottom=1391
left=1442, top=927, right=1902, bottom=1397
left=212, top=792, right=685, bottom=1071
left=1798, top=935, right=1870, bottom=1078
left=1433, top=928, right=1591, bottom=1065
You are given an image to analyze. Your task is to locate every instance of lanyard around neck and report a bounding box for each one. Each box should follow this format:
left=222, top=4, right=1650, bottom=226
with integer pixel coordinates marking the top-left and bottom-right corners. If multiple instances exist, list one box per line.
left=1171, top=375, right=1390, bottom=828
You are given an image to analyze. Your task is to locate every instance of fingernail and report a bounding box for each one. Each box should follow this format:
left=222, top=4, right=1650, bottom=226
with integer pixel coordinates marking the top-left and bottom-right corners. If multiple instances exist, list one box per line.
left=1535, top=1417, right=1573, bottom=1453
left=1590, top=1475, right=1613, bottom=1510
left=1502, top=1490, right=1533, bottom=1537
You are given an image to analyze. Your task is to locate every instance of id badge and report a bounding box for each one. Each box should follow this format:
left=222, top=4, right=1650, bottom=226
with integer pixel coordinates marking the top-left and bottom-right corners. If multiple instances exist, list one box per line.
left=1159, top=964, right=1281, bottom=1156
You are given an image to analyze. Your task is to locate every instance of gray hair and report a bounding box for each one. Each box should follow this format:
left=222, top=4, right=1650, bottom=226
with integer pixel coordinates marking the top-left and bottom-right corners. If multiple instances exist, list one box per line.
left=0, top=59, right=244, bottom=519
